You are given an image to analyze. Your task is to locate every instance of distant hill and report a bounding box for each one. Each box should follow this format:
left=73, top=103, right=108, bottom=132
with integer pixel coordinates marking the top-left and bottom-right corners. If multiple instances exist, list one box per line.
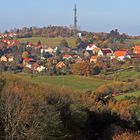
left=10, top=26, right=88, bottom=38
left=3, top=26, right=140, bottom=49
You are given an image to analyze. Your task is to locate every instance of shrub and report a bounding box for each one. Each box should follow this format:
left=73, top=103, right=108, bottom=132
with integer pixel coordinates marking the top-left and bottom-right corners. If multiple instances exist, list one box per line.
left=113, top=131, right=140, bottom=140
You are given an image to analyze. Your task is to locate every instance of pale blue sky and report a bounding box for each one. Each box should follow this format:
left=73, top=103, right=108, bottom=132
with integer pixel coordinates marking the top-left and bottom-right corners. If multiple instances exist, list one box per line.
left=0, top=0, right=140, bottom=35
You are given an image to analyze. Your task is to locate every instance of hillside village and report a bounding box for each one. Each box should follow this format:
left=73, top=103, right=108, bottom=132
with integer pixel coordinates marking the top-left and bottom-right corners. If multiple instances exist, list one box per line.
left=0, top=30, right=140, bottom=76
left=1, top=30, right=140, bottom=140
left=1, top=0, right=140, bottom=139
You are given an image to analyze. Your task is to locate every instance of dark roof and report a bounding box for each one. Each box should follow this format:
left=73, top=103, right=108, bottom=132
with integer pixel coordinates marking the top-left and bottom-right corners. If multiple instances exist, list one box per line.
left=101, top=49, right=113, bottom=55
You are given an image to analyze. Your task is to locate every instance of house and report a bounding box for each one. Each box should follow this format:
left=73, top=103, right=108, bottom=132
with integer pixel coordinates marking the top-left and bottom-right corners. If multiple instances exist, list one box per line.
left=75, top=56, right=84, bottom=63
left=25, top=63, right=32, bottom=69
left=0, top=54, right=14, bottom=62
left=92, top=47, right=101, bottom=55
left=7, top=55, right=14, bottom=62
left=72, top=55, right=81, bottom=60
left=40, top=56, right=46, bottom=60
left=26, top=42, right=34, bottom=48
left=23, top=58, right=34, bottom=65
left=114, top=50, right=131, bottom=61
left=133, top=45, right=140, bottom=55
left=83, top=51, right=90, bottom=58
left=98, top=50, right=103, bottom=56
left=41, top=47, right=54, bottom=54
left=32, top=63, right=40, bottom=71
left=37, top=65, right=45, bottom=72
left=90, top=56, right=98, bottom=63
left=56, top=61, right=66, bottom=69
left=3, top=40, right=20, bottom=48
left=86, top=44, right=97, bottom=51
left=36, top=44, right=43, bottom=49
left=63, top=54, right=72, bottom=60
left=0, top=56, right=8, bottom=62
left=46, top=47, right=54, bottom=53
left=73, top=55, right=83, bottom=63
left=8, top=33, right=17, bottom=38
left=98, top=48, right=113, bottom=57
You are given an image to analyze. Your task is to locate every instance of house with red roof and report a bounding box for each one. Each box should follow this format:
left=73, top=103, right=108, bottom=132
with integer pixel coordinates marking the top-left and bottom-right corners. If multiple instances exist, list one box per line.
left=114, top=50, right=131, bottom=61
left=133, top=45, right=140, bottom=55
left=75, top=56, right=83, bottom=63
left=56, top=61, right=66, bottom=69
left=2, top=39, right=20, bottom=48
left=63, top=54, right=72, bottom=60
left=23, top=58, right=34, bottom=65
left=8, top=33, right=17, bottom=38
left=32, top=63, right=40, bottom=70
left=86, top=44, right=97, bottom=51
left=90, top=56, right=99, bottom=63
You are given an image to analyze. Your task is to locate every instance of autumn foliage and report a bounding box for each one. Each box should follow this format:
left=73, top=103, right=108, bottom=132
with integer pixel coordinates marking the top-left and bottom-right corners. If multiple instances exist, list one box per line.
left=113, top=131, right=140, bottom=140
left=0, top=75, right=140, bottom=140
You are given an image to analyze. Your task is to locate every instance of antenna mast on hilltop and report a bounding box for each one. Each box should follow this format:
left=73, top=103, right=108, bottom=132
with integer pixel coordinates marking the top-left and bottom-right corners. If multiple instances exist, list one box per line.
left=73, top=4, right=77, bottom=36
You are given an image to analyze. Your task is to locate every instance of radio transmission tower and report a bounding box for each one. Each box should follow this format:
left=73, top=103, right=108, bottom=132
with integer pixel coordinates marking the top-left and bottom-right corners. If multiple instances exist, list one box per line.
left=73, top=4, right=77, bottom=36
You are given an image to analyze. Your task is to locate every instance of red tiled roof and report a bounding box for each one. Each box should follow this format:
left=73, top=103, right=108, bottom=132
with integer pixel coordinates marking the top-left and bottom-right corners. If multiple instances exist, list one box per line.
left=23, top=58, right=33, bottom=62
left=133, top=45, right=140, bottom=54
left=114, top=50, right=127, bottom=57
left=90, top=56, right=98, bottom=63
left=90, top=56, right=98, bottom=60
left=63, top=54, right=72, bottom=58
left=2, top=39, right=20, bottom=47
left=32, top=63, right=39, bottom=69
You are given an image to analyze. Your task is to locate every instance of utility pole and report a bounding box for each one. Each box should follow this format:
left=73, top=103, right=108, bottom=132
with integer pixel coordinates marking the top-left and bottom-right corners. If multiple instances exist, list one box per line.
left=73, top=4, right=77, bottom=36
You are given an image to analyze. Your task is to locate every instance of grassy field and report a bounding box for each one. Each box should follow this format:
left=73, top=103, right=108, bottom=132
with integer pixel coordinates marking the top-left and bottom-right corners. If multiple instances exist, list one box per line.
left=3, top=72, right=107, bottom=92
left=131, top=39, right=140, bottom=45
left=104, top=69, right=140, bottom=100
left=107, top=69, right=140, bottom=81
left=17, top=37, right=140, bottom=48
left=3, top=72, right=140, bottom=98
left=18, top=37, right=76, bottom=48
left=115, top=90, right=140, bottom=100
left=126, top=39, right=140, bottom=45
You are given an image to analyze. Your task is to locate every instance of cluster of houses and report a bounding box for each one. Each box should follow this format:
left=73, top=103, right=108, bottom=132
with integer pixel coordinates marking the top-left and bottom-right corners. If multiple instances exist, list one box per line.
left=0, top=33, right=17, bottom=39
left=0, top=37, right=140, bottom=74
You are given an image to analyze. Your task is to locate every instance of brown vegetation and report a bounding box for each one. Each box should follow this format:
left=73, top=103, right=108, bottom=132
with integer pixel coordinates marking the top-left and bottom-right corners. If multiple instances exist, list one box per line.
left=0, top=75, right=140, bottom=140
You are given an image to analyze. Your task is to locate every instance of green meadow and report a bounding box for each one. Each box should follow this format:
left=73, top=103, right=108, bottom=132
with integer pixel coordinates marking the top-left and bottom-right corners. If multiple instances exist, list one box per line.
left=107, top=69, right=140, bottom=82
left=3, top=71, right=140, bottom=98
left=115, top=90, right=140, bottom=100
left=18, top=37, right=76, bottom=48
left=3, top=72, right=106, bottom=92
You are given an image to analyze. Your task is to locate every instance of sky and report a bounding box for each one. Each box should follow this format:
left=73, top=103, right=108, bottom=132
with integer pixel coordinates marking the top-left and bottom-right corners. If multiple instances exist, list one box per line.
left=0, top=0, right=140, bottom=35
